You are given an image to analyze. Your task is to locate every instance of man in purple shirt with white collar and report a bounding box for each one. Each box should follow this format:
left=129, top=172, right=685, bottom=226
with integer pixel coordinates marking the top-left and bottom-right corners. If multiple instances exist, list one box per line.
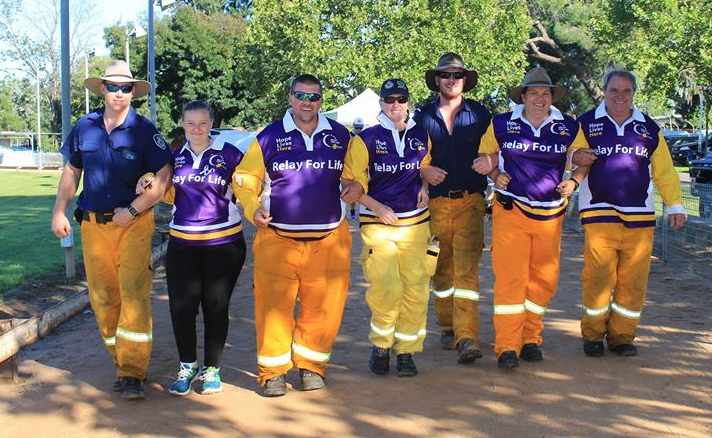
left=577, top=68, right=686, bottom=358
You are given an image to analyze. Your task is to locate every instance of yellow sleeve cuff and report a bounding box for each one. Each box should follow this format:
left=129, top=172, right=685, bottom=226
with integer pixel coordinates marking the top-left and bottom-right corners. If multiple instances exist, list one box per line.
left=232, top=138, right=266, bottom=225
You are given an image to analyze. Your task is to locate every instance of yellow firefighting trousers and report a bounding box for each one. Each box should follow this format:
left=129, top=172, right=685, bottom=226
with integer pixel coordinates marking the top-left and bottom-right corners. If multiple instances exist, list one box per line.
left=81, top=211, right=154, bottom=380
left=253, top=221, right=351, bottom=386
left=429, top=193, right=485, bottom=345
left=360, top=222, right=434, bottom=354
left=491, top=202, right=564, bottom=356
left=581, top=223, right=654, bottom=347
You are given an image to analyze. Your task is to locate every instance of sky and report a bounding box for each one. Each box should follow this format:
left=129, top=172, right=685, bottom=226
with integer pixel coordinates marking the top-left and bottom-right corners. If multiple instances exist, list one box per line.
left=89, top=0, right=164, bottom=56
left=1, top=0, right=160, bottom=76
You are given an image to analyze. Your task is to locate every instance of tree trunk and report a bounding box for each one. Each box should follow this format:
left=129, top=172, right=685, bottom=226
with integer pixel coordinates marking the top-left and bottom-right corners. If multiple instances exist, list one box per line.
left=524, top=20, right=604, bottom=105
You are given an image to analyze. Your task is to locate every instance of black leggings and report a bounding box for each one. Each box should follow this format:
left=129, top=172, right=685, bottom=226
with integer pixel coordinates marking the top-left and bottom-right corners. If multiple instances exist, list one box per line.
left=166, top=239, right=246, bottom=367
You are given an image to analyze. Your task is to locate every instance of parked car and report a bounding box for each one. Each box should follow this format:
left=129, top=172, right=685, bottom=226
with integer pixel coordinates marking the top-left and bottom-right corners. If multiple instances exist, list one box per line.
left=209, top=129, right=257, bottom=153
left=689, top=151, right=712, bottom=219
left=670, top=133, right=712, bottom=166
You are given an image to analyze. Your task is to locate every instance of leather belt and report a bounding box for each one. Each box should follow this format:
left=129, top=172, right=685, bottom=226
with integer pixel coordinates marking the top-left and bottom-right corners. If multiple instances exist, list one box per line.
left=444, top=189, right=475, bottom=199
left=83, top=211, right=114, bottom=224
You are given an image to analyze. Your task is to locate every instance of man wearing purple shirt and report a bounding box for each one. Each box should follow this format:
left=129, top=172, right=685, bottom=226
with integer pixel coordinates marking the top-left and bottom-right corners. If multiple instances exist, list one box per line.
left=577, top=68, right=686, bottom=358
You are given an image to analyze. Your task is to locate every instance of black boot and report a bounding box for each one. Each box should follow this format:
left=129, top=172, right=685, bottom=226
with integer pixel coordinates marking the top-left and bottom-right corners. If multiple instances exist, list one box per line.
left=396, top=353, right=418, bottom=377
left=368, top=346, right=390, bottom=375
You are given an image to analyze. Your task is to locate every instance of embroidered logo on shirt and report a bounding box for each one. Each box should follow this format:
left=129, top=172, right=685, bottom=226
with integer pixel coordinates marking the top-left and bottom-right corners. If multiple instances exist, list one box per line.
left=632, top=123, right=651, bottom=139
left=506, top=121, right=521, bottom=134
left=409, top=137, right=425, bottom=152
left=323, top=133, right=342, bottom=150
left=587, top=122, right=604, bottom=137
left=550, top=122, right=571, bottom=137
left=375, top=140, right=389, bottom=155
left=154, top=134, right=167, bottom=150
left=276, top=136, right=293, bottom=152
left=209, top=154, right=226, bottom=169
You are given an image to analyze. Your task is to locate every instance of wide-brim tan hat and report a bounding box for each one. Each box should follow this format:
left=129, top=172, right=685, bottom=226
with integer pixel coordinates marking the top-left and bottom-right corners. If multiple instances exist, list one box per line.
left=425, top=52, right=478, bottom=92
left=84, top=60, right=151, bottom=98
left=508, top=67, right=566, bottom=104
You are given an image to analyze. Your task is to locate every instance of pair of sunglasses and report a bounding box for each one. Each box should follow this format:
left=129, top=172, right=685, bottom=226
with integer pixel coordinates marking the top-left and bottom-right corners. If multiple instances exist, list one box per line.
left=104, top=83, right=134, bottom=93
left=437, top=71, right=466, bottom=79
left=292, top=91, right=322, bottom=102
left=382, top=95, right=409, bottom=104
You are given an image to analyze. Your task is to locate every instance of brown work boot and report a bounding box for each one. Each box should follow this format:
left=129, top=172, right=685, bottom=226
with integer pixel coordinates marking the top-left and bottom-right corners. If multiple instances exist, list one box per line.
left=440, top=330, right=455, bottom=350
left=263, top=374, right=287, bottom=397
left=299, top=369, right=325, bottom=391
left=456, top=338, right=483, bottom=363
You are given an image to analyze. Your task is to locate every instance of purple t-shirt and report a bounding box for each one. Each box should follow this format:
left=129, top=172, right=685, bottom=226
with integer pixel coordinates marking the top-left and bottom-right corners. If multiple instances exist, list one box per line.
left=169, top=140, right=244, bottom=245
left=490, top=109, right=581, bottom=220
left=577, top=106, right=660, bottom=227
left=358, top=123, right=429, bottom=225
left=256, top=117, right=350, bottom=237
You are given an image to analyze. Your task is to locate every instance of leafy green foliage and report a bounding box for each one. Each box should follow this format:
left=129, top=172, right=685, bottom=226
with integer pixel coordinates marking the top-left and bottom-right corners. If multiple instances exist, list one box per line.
left=243, top=0, right=531, bottom=125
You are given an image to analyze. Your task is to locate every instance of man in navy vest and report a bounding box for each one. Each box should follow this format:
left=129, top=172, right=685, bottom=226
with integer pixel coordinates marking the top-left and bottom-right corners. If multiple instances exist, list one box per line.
left=414, top=53, right=492, bottom=364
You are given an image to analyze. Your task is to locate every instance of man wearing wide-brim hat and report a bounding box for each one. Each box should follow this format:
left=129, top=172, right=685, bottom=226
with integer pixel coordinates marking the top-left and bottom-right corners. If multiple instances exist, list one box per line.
left=51, top=60, right=173, bottom=399
left=414, top=52, right=492, bottom=364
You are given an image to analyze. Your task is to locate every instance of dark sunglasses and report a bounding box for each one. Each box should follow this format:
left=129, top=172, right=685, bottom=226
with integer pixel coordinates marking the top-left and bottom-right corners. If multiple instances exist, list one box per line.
left=104, top=83, right=134, bottom=93
left=292, top=91, right=322, bottom=102
left=382, top=95, right=409, bottom=104
left=437, top=71, right=466, bottom=80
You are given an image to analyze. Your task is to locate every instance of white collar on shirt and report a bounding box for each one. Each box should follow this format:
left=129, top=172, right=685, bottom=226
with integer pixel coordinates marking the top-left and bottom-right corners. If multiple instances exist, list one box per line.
left=282, top=109, right=332, bottom=136
left=510, top=103, right=564, bottom=138
left=594, top=102, right=645, bottom=136
left=282, top=109, right=333, bottom=151
left=594, top=101, right=646, bottom=122
left=377, top=111, right=417, bottom=132
left=377, top=111, right=417, bottom=157
left=180, top=137, right=225, bottom=155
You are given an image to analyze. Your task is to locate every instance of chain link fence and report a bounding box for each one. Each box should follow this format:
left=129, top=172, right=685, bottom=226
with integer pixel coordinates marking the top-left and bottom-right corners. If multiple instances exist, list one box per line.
left=564, top=181, right=712, bottom=279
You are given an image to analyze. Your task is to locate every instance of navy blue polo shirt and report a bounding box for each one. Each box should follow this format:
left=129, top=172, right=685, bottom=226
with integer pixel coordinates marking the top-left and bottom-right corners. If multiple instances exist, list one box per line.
left=414, top=97, right=491, bottom=198
left=61, top=106, right=173, bottom=212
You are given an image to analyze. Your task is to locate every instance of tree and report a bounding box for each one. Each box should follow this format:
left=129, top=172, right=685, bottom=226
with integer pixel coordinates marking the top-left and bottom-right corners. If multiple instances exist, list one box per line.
left=0, top=0, right=99, bottom=140
left=243, top=0, right=531, bottom=125
left=0, top=79, right=30, bottom=132
left=104, top=6, right=251, bottom=137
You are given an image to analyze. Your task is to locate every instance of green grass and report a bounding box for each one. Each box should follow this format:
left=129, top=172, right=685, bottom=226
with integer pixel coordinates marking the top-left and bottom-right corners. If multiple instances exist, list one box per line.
left=675, top=166, right=689, bottom=173
left=0, top=170, right=82, bottom=295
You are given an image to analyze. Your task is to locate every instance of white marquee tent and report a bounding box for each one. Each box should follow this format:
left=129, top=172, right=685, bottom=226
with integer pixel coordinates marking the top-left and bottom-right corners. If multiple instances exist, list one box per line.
left=323, top=88, right=381, bottom=128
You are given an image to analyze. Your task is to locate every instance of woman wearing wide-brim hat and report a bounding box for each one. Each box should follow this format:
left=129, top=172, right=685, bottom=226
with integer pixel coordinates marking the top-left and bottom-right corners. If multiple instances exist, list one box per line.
left=472, top=67, right=591, bottom=370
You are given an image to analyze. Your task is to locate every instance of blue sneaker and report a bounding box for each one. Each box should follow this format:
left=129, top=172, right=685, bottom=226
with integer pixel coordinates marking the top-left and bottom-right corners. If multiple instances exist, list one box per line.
left=169, top=362, right=199, bottom=396
left=198, top=366, right=222, bottom=395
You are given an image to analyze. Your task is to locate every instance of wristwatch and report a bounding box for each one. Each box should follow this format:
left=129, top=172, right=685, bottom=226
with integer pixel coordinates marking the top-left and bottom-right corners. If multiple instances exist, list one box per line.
left=126, top=204, right=140, bottom=217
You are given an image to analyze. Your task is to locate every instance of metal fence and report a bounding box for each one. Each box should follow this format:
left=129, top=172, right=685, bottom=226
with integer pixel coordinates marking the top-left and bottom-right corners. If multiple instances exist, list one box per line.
left=564, top=182, right=712, bottom=279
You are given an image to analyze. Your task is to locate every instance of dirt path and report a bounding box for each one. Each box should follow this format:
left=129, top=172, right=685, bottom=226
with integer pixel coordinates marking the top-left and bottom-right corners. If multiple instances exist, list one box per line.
left=1, top=220, right=710, bottom=438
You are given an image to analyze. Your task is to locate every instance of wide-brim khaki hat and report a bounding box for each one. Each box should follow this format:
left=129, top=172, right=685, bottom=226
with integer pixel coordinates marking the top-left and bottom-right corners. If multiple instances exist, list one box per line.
left=425, top=52, right=478, bottom=92
left=84, top=60, right=151, bottom=98
left=508, top=67, right=566, bottom=104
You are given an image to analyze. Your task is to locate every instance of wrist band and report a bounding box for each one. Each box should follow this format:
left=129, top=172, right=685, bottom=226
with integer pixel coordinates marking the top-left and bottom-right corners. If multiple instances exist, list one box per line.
left=569, top=178, right=580, bottom=191
left=127, top=204, right=140, bottom=217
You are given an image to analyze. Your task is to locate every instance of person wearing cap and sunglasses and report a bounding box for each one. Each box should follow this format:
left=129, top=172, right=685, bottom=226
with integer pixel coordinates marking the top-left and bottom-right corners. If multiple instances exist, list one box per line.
left=345, top=79, right=434, bottom=377
left=576, top=69, right=685, bottom=358
left=232, top=74, right=362, bottom=397
left=473, top=67, right=590, bottom=369
left=51, top=60, right=173, bottom=399
left=413, top=52, right=492, bottom=364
